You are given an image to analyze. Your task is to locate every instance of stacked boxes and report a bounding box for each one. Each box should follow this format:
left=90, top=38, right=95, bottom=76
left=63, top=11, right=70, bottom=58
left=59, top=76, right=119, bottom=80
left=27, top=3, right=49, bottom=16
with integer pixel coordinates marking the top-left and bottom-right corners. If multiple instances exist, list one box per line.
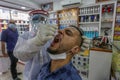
left=72, top=54, right=89, bottom=78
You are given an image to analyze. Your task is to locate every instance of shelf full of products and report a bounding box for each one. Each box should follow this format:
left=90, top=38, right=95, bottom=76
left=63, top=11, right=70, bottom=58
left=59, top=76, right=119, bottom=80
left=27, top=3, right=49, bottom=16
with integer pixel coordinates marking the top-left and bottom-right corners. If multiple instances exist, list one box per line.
left=79, top=1, right=116, bottom=42
left=79, top=5, right=100, bottom=39
left=16, top=20, right=29, bottom=34
left=0, top=7, right=29, bottom=35
left=57, top=8, right=79, bottom=29
left=0, top=19, right=9, bottom=32
left=47, top=11, right=58, bottom=25
left=0, top=19, right=29, bottom=34
left=72, top=54, right=89, bottom=79
left=114, top=2, right=120, bottom=41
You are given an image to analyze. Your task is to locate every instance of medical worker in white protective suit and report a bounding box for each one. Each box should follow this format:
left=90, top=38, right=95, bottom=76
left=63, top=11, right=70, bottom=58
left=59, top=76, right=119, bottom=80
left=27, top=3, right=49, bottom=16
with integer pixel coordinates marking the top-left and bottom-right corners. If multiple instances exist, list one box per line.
left=13, top=10, right=91, bottom=80
left=13, top=10, right=57, bottom=80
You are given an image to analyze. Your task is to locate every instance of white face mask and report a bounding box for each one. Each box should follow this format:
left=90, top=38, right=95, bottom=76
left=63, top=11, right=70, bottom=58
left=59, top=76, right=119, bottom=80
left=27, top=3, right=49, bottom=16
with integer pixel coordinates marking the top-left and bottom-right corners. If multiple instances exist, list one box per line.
left=48, top=52, right=66, bottom=60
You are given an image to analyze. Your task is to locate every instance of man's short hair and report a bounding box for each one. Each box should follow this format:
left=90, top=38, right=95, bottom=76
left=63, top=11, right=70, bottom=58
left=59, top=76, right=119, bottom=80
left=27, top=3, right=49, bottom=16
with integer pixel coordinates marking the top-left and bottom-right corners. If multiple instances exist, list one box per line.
left=9, top=20, right=15, bottom=24
left=69, top=25, right=83, bottom=47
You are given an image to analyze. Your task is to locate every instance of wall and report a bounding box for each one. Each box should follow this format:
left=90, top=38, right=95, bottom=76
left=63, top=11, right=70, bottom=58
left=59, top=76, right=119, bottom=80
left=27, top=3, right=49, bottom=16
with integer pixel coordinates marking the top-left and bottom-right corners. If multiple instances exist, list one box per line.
left=81, top=0, right=95, bottom=5
left=53, top=0, right=96, bottom=11
left=53, top=0, right=63, bottom=11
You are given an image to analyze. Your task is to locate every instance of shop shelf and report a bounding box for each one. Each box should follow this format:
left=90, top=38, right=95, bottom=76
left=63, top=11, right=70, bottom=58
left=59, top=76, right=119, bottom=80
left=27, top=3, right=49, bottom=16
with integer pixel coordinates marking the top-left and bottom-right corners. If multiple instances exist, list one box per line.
left=79, top=22, right=99, bottom=24
left=48, top=18, right=57, bottom=20
left=79, top=13, right=99, bottom=16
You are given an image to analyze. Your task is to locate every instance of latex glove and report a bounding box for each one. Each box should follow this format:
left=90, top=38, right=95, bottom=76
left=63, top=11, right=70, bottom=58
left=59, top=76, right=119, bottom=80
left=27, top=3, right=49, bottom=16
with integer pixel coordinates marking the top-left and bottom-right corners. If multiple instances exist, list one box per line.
left=81, top=36, right=91, bottom=51
left=30, top=24, right=58, bottom=46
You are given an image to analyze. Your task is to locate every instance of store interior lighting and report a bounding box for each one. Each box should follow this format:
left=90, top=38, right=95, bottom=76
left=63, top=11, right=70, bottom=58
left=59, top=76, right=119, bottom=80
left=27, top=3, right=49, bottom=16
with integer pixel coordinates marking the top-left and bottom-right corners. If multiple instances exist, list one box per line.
left=21, top=7, right=26, bottom=9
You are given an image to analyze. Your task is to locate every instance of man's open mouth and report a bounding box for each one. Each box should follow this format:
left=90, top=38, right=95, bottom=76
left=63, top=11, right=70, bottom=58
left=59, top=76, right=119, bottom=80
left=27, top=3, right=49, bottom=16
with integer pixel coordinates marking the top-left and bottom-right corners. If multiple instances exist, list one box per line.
left=51, top=34, right=62, bottom=46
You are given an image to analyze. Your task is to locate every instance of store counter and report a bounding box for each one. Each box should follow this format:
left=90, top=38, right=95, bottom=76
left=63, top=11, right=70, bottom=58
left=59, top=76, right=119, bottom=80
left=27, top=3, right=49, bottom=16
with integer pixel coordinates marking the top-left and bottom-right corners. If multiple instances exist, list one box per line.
left=88, top=47, right=112, bottom=80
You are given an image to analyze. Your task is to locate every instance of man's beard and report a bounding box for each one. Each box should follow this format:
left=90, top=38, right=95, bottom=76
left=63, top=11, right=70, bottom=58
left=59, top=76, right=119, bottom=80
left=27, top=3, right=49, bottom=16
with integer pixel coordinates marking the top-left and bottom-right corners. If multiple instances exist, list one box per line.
left=47, top=47, right=58, bottom=55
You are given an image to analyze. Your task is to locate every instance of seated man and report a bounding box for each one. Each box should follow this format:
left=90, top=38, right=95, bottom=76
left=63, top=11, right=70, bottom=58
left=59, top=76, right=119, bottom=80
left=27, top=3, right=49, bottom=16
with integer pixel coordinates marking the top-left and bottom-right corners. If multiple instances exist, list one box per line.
left=14, top=22, right=89, bottom=80
left=37, top=25, right=83, bottom=80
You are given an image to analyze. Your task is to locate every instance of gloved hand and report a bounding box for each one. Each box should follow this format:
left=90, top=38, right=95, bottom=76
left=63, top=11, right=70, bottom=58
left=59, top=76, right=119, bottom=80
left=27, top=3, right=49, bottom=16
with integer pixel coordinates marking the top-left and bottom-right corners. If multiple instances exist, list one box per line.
left=30, top=23, right=58, bottom=46
left=81, top=36, right=91, bottom=52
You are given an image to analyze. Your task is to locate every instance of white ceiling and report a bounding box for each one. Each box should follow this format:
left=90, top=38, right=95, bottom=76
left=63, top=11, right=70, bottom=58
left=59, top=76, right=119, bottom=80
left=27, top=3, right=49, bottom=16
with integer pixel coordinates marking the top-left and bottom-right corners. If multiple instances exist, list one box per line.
left=0, top=0, right=62, bottom=11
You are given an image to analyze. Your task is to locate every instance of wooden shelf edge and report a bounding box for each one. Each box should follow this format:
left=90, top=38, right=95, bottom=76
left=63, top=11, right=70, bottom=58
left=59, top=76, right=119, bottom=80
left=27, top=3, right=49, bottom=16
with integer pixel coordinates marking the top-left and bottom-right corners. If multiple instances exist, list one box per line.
left=90, top=47, right=112, bottom=53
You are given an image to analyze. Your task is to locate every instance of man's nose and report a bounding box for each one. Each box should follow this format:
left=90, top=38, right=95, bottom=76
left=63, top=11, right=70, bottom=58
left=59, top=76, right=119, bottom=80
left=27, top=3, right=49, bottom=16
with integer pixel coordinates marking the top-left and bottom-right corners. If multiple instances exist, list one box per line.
left=58, top=29, right=64, bottom=35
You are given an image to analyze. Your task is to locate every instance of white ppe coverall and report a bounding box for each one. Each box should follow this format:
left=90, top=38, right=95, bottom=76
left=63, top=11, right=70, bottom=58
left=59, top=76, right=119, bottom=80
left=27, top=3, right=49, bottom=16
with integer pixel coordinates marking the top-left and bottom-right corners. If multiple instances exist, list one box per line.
left=13, top=31, right=51, bottom=80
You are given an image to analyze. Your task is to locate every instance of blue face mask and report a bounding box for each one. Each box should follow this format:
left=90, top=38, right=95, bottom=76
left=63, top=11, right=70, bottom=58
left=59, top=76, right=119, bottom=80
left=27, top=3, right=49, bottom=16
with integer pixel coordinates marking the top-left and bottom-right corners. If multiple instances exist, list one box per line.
left=8, top=24, right=16, bottom=29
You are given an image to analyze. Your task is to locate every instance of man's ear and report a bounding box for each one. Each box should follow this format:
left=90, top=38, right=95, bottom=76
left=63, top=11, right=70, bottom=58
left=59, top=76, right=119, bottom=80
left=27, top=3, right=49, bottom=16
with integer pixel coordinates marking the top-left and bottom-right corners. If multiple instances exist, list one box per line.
left=71, top=46, right=80, bottom=54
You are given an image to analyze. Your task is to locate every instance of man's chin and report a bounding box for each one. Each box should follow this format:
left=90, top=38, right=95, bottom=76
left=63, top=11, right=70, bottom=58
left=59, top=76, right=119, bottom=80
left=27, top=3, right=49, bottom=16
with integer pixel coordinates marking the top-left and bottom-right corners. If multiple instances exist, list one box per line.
left=47, top=47, right=58, bottom=55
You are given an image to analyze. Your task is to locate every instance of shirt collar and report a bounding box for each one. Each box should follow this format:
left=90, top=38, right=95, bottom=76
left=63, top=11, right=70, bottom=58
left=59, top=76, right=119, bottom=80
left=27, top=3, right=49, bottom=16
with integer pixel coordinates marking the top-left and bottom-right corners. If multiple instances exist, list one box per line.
left=8, top=27, right=17, bottom=32
left=45, top=61, right=73, bottom=75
